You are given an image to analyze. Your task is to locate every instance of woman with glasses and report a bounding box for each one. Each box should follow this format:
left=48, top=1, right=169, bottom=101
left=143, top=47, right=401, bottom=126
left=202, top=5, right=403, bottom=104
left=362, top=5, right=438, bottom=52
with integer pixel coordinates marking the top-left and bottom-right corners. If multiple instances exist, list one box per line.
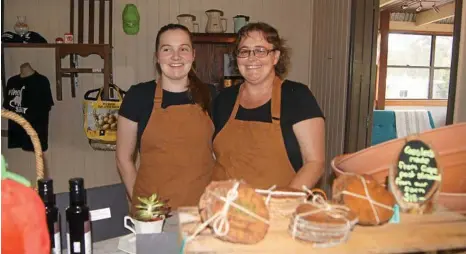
left=212, top=22, right=325, bottom=190
left=116, top=24, right=216, bottom=211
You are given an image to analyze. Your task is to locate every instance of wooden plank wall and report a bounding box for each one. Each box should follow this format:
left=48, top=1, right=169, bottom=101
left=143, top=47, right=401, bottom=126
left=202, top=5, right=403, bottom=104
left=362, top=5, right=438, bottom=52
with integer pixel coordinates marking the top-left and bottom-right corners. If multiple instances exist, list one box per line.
left=2, top=0, right=351, bottom=192
left=309, top=0, right=352, bottom=193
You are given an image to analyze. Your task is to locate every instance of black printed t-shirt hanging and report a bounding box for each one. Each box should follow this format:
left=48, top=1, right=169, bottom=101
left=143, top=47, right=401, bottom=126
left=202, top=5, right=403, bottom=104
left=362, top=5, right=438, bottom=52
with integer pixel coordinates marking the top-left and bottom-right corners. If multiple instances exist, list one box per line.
left=2, top=72, right=54, bottom=151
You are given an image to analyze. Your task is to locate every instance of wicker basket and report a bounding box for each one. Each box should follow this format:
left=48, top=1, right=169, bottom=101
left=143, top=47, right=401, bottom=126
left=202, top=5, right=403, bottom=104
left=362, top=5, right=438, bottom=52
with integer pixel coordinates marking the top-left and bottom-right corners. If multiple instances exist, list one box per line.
left=256, top=187, right=328, bottom=221
left=1, top=109, right=45, bottom=188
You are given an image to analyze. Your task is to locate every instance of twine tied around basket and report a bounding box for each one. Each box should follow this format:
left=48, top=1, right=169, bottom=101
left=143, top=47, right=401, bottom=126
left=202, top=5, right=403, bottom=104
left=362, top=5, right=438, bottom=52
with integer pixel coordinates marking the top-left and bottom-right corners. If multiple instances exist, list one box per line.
left=337, top=174, right=394, bottom=225
left=184, top=181, right=270, bottom=244
left=255, top=185, right=307, bottom=205
left=290, top=185, right=353, bottom=248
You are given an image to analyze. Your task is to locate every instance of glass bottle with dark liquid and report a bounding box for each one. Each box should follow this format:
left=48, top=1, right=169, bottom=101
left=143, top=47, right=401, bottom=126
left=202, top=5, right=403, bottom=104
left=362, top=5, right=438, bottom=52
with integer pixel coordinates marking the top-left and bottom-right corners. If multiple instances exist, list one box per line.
left=66, top=178, right=92, bottom=254
left=38, top=178, right=61, bottom=254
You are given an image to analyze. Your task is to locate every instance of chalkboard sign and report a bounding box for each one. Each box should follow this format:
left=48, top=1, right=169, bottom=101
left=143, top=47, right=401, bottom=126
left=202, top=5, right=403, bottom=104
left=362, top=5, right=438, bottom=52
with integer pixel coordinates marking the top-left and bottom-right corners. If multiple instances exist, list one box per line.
left=389, top=139, right=442, bottom=213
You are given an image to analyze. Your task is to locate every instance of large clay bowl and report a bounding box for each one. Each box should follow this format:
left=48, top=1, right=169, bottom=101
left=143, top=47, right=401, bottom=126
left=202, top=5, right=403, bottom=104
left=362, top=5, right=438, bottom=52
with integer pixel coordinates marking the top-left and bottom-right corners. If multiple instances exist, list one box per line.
left=437, top=192, right=466, bottom=214
left=331, top=123, right=466, bottom=212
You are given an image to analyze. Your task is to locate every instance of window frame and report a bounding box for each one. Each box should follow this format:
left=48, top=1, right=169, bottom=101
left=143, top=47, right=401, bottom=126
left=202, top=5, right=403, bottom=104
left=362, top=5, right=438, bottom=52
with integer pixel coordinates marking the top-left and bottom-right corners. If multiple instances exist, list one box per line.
left=385, top=32, right=452, bottom=103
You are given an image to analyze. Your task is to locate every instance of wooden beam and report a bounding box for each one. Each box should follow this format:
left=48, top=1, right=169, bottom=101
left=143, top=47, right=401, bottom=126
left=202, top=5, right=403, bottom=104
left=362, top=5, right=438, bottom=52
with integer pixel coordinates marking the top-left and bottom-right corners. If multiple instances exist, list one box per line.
left=416, top=2, right=455, bottom=26
left=390, top=21, right=453, bottom=34
left=380, top=0, right=398, bottom=7
left=89, top=0, right=95, bottom=43
left=376, top=11, right=390, bottom=110
left=78, top=0, right=84, bottom=43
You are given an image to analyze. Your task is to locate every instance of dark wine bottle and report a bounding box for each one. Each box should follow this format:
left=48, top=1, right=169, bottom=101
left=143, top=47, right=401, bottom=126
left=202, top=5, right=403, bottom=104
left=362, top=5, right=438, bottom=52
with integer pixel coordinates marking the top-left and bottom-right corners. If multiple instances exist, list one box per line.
left=38, top=178, right=61, bottom=254
left=66, top=178, right=92, bottom=254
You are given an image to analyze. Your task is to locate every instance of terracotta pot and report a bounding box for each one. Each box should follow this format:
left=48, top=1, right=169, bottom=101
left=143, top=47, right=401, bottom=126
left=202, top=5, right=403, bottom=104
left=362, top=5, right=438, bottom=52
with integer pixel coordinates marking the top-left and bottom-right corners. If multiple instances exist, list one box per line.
left=331, top=123, right=466, bottom=213
left=437, top=192, right=466, bottom=214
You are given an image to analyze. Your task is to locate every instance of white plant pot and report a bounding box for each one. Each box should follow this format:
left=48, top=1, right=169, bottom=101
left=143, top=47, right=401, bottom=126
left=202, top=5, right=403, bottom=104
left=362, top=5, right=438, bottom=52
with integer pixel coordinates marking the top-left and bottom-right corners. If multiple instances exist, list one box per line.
left=124, top=215, right=165, bottom=234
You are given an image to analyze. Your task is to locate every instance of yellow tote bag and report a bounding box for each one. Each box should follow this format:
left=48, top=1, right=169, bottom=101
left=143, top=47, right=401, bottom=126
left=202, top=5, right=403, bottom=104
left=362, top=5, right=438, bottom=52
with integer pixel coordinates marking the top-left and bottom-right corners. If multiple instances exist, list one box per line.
left=83, top=84, right=125, bottom=150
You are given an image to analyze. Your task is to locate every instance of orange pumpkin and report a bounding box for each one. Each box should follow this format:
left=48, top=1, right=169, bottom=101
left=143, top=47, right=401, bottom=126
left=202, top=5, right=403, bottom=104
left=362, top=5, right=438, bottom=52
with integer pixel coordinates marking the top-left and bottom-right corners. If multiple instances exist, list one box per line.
left=1, top=179, right=50, bottom=254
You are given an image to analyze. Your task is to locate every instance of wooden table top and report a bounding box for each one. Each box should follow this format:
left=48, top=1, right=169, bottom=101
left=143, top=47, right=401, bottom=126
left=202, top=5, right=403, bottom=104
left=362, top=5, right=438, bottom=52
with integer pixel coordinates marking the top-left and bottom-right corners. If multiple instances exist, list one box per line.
left=178, top=206, right=466, bottom=254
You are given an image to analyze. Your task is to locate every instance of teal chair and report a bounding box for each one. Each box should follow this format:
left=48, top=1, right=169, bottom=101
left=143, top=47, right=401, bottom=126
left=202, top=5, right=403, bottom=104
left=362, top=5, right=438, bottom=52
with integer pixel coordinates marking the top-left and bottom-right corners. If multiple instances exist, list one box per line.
left=371, top=110, right=435, bottom=146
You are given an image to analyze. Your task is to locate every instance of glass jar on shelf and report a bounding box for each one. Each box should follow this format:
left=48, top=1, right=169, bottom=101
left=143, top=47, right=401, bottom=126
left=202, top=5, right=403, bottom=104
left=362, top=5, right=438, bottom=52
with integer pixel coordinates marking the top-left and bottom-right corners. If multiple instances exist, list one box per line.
left=14, top=16, right=29, bottom=36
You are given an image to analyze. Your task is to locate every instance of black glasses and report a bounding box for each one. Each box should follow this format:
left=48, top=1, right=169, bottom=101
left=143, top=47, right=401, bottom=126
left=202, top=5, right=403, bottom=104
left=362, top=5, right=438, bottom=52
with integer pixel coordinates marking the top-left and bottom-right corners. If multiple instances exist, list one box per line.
left=236, top=47, right=276, bottom=58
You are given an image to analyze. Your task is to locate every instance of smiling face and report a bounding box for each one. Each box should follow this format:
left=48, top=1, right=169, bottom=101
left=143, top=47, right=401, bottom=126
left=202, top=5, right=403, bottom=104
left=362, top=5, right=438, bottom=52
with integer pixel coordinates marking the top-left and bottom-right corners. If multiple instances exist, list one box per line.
left=156, top=29, right=194, bottom=81
left=236, top=30, right=280, bottom=85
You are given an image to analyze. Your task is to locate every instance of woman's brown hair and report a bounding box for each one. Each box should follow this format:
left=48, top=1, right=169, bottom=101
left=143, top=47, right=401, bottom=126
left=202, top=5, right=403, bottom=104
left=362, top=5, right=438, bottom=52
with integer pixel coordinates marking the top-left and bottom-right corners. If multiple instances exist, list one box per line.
left=234, top=22, right=291, bottom=79
left=155, top=24, right=211, bottom=113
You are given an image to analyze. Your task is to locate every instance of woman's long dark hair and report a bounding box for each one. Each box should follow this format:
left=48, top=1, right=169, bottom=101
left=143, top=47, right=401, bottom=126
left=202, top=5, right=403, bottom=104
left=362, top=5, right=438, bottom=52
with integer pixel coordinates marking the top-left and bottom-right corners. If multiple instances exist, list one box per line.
left=155, top=24, right=211, bottom=113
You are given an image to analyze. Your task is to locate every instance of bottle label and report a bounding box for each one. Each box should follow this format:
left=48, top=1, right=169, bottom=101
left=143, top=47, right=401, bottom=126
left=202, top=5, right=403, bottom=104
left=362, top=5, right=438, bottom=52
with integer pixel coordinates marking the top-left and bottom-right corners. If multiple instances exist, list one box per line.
left=66, top=220, right=92, bottom=254
left=73, top=241, right=81, bottom=252
left=52, top=220, right=61, bottom=254
left=84, top=220, right=92, bottom=254
left=66, top=233, right=71, bottom=254
left=66, top=233, right=82, bottom=253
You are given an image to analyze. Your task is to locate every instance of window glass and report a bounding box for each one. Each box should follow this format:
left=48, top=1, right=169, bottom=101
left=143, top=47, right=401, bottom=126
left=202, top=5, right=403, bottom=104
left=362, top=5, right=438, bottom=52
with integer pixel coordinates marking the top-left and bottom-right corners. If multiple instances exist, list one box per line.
left=387, top=34, right=432, bottom=66
left=434, top=36, right=453, bottom=67
left=386, top=67, right=430, bottom=99
left=433, top=69, right=450, bottom=99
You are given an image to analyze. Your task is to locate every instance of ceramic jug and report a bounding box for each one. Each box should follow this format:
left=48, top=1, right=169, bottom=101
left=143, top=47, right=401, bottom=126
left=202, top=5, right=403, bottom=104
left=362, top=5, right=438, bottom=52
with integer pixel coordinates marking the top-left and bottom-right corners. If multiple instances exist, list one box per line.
left=205, top=9, right=227, bottom=33
left=14, top=16, right=29, bottom=36
left=233, top=15, right=249, bottom=33
left=177, top=14, right=199, bottom=32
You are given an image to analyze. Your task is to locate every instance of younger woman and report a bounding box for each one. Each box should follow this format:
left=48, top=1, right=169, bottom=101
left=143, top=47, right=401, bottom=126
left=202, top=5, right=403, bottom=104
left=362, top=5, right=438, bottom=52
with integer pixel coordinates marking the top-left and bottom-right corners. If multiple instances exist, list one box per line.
left=116, top=24, right=216, bottom=210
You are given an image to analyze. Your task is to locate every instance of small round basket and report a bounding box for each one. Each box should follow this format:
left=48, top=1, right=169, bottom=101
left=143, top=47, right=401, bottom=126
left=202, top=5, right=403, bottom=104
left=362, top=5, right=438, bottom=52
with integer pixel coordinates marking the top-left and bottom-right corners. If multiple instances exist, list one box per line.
left=1, top=109, right=45, bottom=188
left=288, top=201, right=358, bottom=248
left=256, top=186, right=307, bottom=220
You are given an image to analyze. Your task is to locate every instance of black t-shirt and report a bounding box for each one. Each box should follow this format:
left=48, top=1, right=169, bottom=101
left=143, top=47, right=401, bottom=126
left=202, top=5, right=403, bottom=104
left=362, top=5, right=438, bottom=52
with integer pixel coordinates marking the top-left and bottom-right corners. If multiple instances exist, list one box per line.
left=212, top=79, right=324, bottom=172
left=118, top=80, right=217, bottom=148
left=2, top=72, right=54, bottom=151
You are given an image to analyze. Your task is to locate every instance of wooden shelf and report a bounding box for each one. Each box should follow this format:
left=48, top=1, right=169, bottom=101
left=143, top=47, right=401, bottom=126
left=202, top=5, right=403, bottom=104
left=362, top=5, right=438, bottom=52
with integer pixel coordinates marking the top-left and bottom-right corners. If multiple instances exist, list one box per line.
left=2, top=43, right=60, bottom=48
left=60, top=68, right=103, bottom=73
left=3, top=42, right=111, bottom=101
left=191, top=33, right=237, bottom=88
left=192, top=33, right=236, bottom=44
left=2, top=43, right=109, bottom=48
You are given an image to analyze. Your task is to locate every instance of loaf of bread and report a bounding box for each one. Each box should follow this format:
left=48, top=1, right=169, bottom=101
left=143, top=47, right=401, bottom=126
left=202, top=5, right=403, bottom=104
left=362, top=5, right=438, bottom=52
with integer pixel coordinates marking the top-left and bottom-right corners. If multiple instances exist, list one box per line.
left=198, top=180, right=270, bottom=244
left=332, top=174, right=396, bottom=226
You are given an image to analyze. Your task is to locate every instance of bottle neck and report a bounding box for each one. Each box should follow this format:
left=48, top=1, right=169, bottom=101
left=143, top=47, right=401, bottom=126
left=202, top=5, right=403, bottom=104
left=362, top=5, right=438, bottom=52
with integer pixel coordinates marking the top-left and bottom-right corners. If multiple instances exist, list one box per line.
left=40, top=192, right=56, bottom=206
left=70, top=200, right=85, bottom=206
left=43, top=197, right=56, bottom=207
left=69, top=189, right=86, bottom=206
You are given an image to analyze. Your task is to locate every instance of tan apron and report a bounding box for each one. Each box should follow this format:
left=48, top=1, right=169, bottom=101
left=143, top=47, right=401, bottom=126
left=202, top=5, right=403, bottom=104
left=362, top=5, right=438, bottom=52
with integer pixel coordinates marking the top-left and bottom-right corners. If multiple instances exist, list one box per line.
left=212, top=77, right=296, bottom=189
left=132, top=83, right=215, bottom=212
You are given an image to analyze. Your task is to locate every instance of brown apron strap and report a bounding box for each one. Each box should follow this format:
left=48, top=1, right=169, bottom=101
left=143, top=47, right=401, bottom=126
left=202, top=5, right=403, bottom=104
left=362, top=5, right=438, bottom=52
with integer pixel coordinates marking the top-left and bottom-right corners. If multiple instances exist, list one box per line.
left=229, top=77, right=283, bottom=124
left=229, top=85, right=243, bottom=121
left=271, top=77, right=283, bottom=125
left=154, top=80, right=163, bottom=109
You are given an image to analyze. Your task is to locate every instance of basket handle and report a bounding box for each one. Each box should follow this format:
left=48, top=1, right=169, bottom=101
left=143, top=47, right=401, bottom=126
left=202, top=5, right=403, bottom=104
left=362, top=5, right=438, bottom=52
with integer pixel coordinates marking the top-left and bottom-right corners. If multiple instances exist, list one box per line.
left=1, top=109, right=45, bottom=186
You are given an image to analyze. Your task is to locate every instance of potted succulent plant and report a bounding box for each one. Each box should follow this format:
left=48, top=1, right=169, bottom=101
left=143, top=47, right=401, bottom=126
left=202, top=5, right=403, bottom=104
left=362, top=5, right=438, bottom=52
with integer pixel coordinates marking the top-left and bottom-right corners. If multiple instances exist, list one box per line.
left=124, top=193, right=170, bottom=234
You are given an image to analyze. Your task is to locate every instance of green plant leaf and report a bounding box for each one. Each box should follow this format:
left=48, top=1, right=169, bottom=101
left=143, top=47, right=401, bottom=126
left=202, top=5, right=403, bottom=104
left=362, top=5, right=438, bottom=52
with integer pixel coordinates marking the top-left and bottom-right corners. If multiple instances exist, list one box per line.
left=149, top=193, right=158, bottom=202
left=137, top=197, right=150, bottom=205
left=134, top=192, right=169, bottom=220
